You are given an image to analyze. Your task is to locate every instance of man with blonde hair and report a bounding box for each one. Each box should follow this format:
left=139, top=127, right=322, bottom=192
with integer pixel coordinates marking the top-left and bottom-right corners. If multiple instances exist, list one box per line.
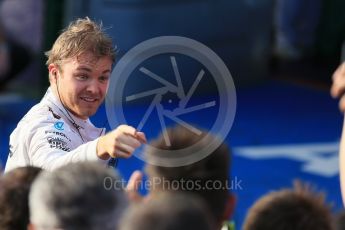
left=5, top=17, right=146, bottom=172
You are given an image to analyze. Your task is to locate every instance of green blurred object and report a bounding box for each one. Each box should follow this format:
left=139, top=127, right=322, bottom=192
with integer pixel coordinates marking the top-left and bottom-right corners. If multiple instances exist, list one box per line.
left=222, top=220, right=235, bottom=230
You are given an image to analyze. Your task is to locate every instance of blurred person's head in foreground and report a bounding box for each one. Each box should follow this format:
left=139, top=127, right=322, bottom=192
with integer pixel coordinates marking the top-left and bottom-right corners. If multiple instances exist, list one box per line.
left=120, top=192, right=216, bottom=230
left=28, top=162, right=127, bottom=230
left=242, top=180, right=333, bottom=230
left=334, top=209, right=345, bottom=230
left=144, top=125, right=235, bottom=229
left=0, top=166, right=42, bottom=230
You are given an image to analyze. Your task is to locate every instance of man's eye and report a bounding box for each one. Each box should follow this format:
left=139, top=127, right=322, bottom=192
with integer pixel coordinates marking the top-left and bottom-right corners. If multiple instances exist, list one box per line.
left=76, top=75, right=88, bottom=80
left=99, top=76, right=109, bottom=82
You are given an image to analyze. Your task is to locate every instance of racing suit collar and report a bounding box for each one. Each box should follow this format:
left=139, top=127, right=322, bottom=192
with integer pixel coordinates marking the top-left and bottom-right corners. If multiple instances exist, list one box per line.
left=44, top=87, right=89, bottom=129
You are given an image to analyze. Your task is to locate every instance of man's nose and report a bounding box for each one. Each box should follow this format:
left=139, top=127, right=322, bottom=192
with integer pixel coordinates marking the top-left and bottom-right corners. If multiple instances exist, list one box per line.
left=86, top=80, right=100, bottom=94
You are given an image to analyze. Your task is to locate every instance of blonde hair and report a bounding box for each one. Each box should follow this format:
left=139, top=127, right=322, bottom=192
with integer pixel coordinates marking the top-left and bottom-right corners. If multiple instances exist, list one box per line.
left=45, top=17, right=116, bottom=66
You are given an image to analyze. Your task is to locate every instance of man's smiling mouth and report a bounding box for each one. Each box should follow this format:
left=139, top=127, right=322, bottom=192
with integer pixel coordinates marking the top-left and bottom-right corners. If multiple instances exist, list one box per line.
left=80, top=97, right=98, bottom=102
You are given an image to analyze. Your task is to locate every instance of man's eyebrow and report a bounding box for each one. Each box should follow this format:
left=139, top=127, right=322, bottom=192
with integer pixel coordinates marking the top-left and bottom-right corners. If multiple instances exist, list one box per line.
left=76, top=66, right=111, bottom=74
left=102, top=69, right=111, bottom=74
left=76, top=66, right=92, bottom=72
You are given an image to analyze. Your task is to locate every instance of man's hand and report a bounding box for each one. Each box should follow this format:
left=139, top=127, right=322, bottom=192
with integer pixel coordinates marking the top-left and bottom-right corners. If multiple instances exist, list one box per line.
left=331, top=62, right=345, bottom=112
left=96, top=125, right=147, bottom=160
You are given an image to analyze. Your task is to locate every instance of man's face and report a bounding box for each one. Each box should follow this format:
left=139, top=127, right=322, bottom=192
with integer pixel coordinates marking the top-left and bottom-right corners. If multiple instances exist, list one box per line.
left=53, top=52, right=112, bottom=119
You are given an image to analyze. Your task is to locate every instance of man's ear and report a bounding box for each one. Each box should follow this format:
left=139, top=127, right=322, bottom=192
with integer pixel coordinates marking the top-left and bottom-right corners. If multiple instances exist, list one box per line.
left=48, top=63, right=59, bottom=84
left=223, top=194, right=236, bottom=221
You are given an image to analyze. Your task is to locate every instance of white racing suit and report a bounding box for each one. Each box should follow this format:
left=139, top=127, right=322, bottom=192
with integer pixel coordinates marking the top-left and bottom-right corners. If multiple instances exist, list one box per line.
left=4, top=87, right=108, bottom=172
